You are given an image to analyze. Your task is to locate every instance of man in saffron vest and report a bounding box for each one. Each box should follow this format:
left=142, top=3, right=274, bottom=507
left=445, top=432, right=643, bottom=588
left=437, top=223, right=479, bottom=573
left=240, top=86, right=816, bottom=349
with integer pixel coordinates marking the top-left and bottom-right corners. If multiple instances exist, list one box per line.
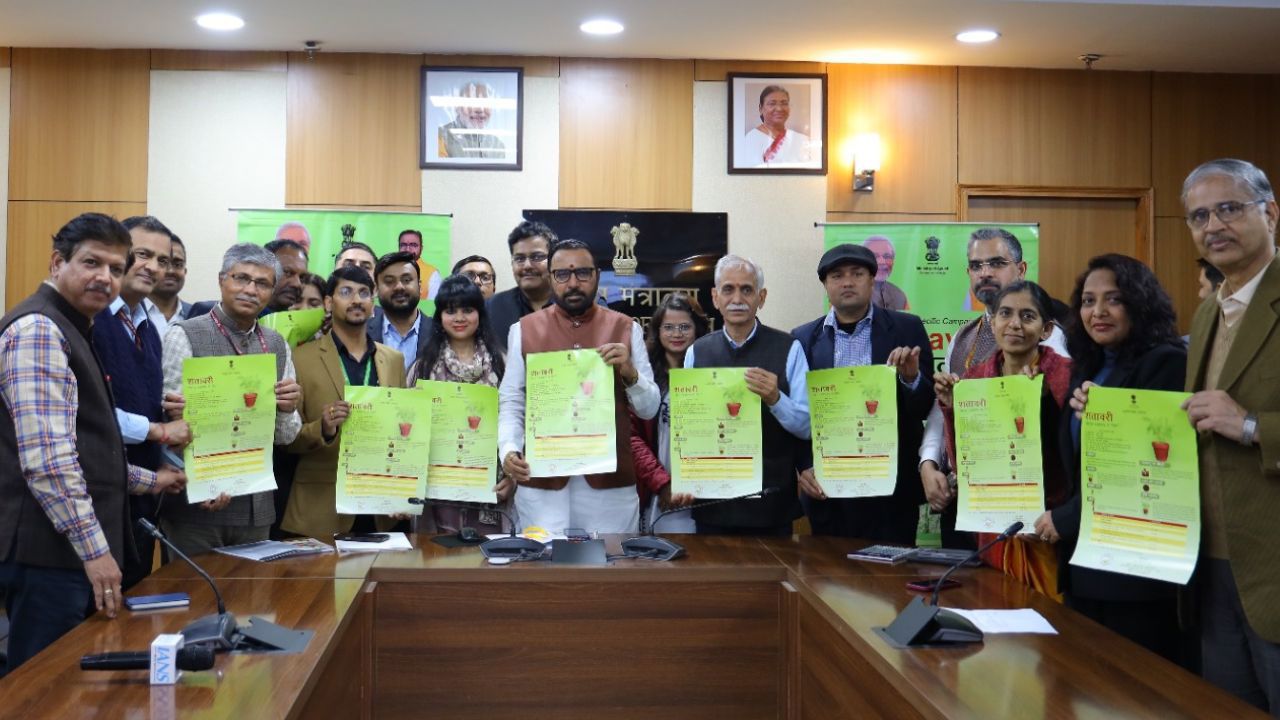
left=499, top=239, right=659, bottom=533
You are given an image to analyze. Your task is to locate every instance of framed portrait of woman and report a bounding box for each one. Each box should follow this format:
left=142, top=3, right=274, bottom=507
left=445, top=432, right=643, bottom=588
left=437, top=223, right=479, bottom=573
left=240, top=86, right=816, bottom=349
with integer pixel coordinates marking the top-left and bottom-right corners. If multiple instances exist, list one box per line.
left=727, top=73, right=827, bottom=175
left=421, top=66, right=523, bottom=171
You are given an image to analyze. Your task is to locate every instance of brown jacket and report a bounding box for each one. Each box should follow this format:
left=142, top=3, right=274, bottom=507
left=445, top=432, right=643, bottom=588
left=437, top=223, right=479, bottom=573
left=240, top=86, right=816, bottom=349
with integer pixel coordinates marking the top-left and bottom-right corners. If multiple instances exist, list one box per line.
left=1187, top=256, right=1280, bottom=642
left=283, top=332, right=405, bottom=540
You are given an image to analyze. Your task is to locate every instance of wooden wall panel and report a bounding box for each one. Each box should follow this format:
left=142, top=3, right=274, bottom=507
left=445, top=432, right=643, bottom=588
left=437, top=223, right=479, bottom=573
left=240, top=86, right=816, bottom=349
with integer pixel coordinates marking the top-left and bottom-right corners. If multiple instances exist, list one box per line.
left=6, top=201, right=147, bottom=308
left=0, top=48, right=9, bottom=67
left=8, top=48, right=150, bottom=202
left=1154, top=216, right=1205, bottom=334
left=286, top=52, right=421, bottom=207
left=423, top=54, right=558, bottom=77
left=694, top=60, right=826, bottom=82
left=826, top=212, right=958, bottom=224
left=1151, top=72, right=1280, bottom=217
left=151, top=49, right=287, bottom=72
left=964, top=194, right=1141, bottom=301
left=826, top=65, right=957, bottom=215
left=559, top=58, right=694, bottom=210
left=959, top=68, right=1151, bottom=189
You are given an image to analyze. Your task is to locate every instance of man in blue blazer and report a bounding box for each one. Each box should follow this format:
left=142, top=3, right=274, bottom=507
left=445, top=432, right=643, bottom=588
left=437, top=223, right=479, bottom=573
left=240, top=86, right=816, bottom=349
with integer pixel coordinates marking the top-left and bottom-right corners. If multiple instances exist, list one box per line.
left=792, top=244, right=935, bottom=544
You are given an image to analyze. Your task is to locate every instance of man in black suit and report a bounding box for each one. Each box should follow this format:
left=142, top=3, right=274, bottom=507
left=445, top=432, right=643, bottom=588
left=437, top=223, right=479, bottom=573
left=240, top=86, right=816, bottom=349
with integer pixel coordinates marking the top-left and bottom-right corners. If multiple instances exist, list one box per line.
left=369, top=251, right=433, bottom=374
left=792, top=244, right=935, bottom=544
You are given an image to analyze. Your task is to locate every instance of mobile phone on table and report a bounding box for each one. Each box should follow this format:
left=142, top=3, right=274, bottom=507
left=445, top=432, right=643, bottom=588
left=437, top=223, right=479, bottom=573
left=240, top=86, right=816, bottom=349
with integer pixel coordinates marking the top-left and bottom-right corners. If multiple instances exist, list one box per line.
left=126, top=592, right=191, bottom=611
left=905, top=578, right=961, bottom=593
left=333, top=532, right=389, bottom=543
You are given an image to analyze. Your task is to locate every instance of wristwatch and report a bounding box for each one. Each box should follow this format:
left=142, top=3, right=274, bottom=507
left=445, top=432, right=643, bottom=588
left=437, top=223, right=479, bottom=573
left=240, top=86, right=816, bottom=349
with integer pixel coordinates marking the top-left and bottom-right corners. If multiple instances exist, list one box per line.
left=1241, top=413, right=1259, bottom=446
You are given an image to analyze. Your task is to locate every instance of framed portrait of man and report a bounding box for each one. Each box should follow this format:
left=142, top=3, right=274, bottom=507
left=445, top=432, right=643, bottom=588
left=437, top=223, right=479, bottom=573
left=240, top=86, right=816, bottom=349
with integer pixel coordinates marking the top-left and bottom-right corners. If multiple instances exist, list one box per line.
left=421, top=66, right=523, bottom=171
left=727, top=72, right=827, bottom=175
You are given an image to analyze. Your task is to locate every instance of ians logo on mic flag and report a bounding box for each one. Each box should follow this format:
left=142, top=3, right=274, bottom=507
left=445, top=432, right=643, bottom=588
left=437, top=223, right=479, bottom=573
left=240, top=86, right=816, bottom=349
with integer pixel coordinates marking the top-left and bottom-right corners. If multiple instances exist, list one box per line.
left=150, top=633, right=184, bottom=685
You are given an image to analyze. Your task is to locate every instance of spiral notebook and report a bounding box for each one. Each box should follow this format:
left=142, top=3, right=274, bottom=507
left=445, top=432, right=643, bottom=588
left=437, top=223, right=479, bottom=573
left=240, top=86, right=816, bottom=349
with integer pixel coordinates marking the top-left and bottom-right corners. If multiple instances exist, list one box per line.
left=214, top=537, right=335, bottom=562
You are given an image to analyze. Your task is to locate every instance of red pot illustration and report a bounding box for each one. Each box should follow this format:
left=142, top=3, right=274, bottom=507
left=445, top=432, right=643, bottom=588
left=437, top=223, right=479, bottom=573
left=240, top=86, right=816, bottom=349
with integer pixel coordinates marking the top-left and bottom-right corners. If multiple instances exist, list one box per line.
left=865, top=400, right=879, bottom=415
left=1014, top=416, right=1025, bottom=434
left=467, top=415, right=482, bottom=430
left=581, top=381, right=595, bottom=396
left=243, top=392, right=258, bottom=408
left=727, top=402, right=742, bottom=417
left=1152, top=441, right=1170, bottom=463
left=399, top=422, right=412, bottom=438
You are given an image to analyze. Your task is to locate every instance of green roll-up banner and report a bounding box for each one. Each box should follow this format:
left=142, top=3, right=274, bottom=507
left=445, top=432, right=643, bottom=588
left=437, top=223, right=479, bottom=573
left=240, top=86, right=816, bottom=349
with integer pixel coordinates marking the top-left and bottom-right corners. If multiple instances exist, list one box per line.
left=821, top=222, right=1040, bottom=373
left=236, top=209, right=451, bottom=314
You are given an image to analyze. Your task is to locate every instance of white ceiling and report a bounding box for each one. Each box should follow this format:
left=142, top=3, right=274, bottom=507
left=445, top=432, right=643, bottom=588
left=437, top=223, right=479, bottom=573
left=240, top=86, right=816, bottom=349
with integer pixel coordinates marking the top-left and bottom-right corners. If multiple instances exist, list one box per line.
left=1, top=0, right=1279, bottom=73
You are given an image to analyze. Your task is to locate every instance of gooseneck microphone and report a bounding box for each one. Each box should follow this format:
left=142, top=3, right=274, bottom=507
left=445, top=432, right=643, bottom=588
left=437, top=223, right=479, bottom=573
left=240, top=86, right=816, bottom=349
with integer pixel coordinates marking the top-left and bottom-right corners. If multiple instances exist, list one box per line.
left=930, top=520, right=1024, bottom=607
left=408, top=498, right=545, bottom=558
left=136, top=518, right=237, bottom=650
left=622, top=487, right=782, bottom=561
left=81, top=645, right=215, bottom=672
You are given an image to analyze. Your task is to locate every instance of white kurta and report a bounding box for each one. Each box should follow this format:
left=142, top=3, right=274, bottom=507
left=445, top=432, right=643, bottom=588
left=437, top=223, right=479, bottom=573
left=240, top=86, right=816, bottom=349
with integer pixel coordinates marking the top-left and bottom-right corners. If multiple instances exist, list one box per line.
left=735, top=127, right=814, bottom=168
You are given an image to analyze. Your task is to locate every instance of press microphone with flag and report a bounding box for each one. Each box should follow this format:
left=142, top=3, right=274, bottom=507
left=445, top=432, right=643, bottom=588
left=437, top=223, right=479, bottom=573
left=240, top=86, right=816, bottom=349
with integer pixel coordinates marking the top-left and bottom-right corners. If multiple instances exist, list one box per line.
left=873, top=520, right=1025, bottom=648
left=621, top=486, right=781, bottom=561
left=137, top=518, right=237, bottom=650
left=407, top=497, right=545, bottom=559
left=81, top=645, right=215, bottom=672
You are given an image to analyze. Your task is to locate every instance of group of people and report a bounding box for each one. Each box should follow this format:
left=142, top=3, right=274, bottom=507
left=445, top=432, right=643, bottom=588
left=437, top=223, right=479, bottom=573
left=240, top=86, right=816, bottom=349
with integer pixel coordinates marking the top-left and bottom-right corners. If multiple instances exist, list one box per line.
left=2, top=157, right=1279, bottom=715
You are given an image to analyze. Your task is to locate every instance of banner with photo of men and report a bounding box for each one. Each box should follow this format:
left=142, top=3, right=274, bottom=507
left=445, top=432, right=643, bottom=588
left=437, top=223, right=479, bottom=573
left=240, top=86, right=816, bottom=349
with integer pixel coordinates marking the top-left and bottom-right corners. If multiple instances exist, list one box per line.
left=821, top=222, right=1040, bottom=372
left=236, top=209, right=451, bottom=314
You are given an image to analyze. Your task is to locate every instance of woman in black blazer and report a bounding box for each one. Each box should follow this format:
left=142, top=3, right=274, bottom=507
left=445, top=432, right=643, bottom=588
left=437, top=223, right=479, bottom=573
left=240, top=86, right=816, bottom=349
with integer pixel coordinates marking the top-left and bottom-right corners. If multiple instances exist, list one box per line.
left=1034, top=254, right=1190, bottom=666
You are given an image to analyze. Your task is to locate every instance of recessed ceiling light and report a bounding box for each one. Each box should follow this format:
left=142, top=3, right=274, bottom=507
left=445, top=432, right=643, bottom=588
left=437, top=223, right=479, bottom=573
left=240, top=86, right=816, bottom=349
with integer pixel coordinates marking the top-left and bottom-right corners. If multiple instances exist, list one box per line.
left=956, top=29, right=999, bottom=44
left=196, top=12, right=245, bottom=31
left=580, top=19, right=624, bottom=35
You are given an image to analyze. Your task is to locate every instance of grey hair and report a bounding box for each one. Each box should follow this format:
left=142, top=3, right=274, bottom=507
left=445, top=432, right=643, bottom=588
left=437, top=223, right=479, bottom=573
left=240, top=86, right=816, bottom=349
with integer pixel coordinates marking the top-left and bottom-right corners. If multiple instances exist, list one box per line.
left=714, top=254, right=765, bottom=289
left=968, top=227, right=1024, bottom=264
left=274, top=221, right=310, bottom=241
left=1181, top=158, right=1275, bottom=206
left=219, top=242, right=282, bottom=282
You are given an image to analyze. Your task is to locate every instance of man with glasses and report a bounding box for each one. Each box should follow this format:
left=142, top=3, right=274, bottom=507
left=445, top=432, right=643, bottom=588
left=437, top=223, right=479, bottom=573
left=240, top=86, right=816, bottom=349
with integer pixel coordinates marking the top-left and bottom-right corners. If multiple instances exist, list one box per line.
left=1181, top=158, right=1280, bottom=712
left=283, top=267, right=406, bottom=540
left=159, top=243, right=303, bottom=557
left=397, top=229, right=443, bottom=301
left=488, top=221, right=558, bottom=353
left=453, top=254, right=497, bottom=300
left=499, top=239, right=659, bottom=534
left=189, top=238, right=309, bottom=320
left=918, top=227, right=1067, bottom=545
left=148, top=233, right=192, bottom=338
left=369, top=251, right=434, bottom=372
left=792, top=244, right=935, bottom=543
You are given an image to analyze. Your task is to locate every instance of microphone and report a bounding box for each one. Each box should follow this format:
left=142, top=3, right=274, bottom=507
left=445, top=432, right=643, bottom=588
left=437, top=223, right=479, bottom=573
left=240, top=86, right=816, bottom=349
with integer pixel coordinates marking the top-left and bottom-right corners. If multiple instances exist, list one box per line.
left=874, top=520, right=1024, bottom=648
left=622, top=487, right=781, bottom=561
left=407, top=497, right=544, bottom=559
left=136, top=518, right=237, bottom=650
left=81, top=645, right=215, bottom=672
left=929, top=521, right=1023, bottom=607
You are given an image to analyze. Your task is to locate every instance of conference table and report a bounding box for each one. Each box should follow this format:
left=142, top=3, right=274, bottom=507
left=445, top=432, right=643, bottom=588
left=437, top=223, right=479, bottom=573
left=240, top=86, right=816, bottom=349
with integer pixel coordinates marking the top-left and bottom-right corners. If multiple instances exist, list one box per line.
left=0, top=534, right=1261, bottom=719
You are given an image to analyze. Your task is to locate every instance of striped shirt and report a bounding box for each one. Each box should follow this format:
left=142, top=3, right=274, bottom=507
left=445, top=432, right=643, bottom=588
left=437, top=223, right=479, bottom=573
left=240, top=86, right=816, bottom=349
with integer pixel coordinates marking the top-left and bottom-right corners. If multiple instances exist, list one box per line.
left=0, top=314, right=158, bottom=562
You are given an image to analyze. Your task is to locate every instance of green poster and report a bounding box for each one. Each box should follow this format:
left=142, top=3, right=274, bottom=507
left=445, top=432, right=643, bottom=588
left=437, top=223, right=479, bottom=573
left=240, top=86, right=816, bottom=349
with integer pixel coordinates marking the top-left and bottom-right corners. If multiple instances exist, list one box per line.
left=525, top=350, right=617, bottom=477
left=416, top=380, right=499, bottom=503
left=1071, top=387, right=1200, bottom=584
left=669, top=368, right=763, bottom=498
left=259, top=308, right=325, bottom=348
left=808, top=365, right=898, bottom=498
left=336, top=386, right=432, bottom=515
left=181, top=354, right=278, bottom=503
left=236, top=208, right=451, bottom=315
left=821, top=223, right=1039, bottom=372
left=954, top=375, right=1045, bottom=533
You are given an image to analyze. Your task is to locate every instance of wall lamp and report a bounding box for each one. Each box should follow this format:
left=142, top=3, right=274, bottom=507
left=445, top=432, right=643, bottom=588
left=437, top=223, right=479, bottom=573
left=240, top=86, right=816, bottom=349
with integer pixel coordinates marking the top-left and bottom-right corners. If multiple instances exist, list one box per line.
left=852, top=133, right=881, bottom=192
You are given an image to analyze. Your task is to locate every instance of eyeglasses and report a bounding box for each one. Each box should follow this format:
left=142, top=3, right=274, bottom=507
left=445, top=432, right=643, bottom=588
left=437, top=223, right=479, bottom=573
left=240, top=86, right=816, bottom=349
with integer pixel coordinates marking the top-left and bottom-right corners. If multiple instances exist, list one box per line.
left=462, top=271, right=495, bottom=285
left=1186, top=200, right=1267, bottom=230
left=512, top=252, right=548, bottom=267
left=967, top=258, right=1012, bottom=272
left=660, top=323, right=694, bottom=335
left=225, top=272, right=274, bottom=293
left=550, top=267, right=596, bottom=284
left=334, top=286, right=373, bottom=300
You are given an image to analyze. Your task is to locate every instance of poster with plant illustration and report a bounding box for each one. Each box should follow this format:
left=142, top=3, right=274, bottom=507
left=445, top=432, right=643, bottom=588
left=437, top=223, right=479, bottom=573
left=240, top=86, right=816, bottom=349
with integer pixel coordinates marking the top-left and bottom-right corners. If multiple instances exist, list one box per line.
left=953, top=375, right=1044, bottom=533
left=807, top=365, right=897, bottom=498
left=524, top=350, right=616, bottom=477
left=668, top=367, right=762, bottom=498
left=416, top=380, right=499, bottom=502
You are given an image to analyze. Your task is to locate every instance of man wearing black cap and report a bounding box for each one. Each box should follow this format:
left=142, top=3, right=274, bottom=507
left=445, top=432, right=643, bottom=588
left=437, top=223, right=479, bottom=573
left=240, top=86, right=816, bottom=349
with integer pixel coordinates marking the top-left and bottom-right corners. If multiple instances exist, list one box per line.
left=791, top=243, right=935, bottom=543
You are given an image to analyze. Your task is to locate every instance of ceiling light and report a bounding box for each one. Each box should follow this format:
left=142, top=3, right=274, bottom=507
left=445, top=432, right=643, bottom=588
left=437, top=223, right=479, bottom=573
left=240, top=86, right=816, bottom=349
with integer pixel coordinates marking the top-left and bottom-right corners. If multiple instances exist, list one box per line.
left=196, top=13, right=245, bottom=31
left=956, top=29, right=999, bottom=44
left=580, top=19, right=624, bottom=35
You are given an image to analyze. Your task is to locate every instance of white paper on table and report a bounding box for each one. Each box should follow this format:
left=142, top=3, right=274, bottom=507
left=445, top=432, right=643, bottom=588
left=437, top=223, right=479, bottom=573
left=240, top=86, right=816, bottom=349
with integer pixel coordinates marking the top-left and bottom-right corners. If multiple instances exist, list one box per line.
left=335, top=532, right=413, bottom=553
left=948, top=608, right=1058, bottom=634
